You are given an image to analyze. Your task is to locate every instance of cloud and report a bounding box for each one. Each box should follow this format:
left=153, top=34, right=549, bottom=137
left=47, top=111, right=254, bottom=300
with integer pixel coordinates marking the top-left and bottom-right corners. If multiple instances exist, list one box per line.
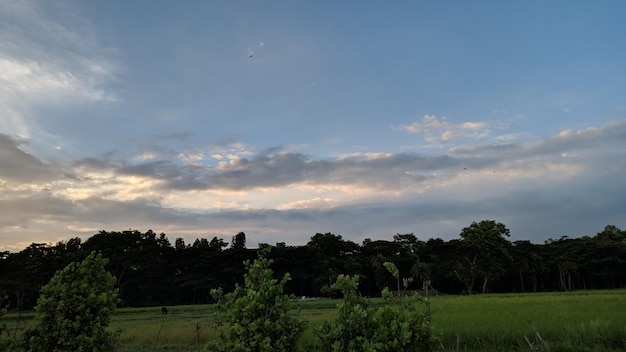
left=1, top=120, right=625, bottom=251
left=398, top=115, right=491, bottom=143
left=0, top=56, right=113, bottom=104
left=0, top=0, right=119, bottom=149
left=0, top=134, right=55, bottom=182
left=109, top=150, right=458, bottom=192
left=277, top=197, right=338, bottom=210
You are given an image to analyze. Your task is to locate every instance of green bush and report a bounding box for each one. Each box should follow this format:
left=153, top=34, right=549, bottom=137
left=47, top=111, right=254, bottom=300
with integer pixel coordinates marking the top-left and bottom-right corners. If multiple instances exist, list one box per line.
left=208, top=253, right=306, bottom=352
left=315, top=262, right=433, bottom=352
left=315, top=274, right=378, bottom=351
left=22, top=252, right=119, bottom=352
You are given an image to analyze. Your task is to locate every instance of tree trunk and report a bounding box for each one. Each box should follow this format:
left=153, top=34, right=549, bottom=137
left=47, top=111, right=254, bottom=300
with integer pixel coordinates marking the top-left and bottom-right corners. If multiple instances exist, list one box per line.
left=558, top=266, right=567, bottom=291
left=453, top=270, right=473, bottom=295
left=482, top=272, right=490, bottom=294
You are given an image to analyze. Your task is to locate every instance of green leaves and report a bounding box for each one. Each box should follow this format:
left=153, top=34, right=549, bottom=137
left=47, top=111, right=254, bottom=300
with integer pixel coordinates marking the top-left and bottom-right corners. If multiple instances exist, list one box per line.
left=458, top=220, right=513, bottom=293
left=208, top=254, right=306, bottom=352
left=22, top=252, right=119, bottom=352
left=315, top=274, right=434, bottom=352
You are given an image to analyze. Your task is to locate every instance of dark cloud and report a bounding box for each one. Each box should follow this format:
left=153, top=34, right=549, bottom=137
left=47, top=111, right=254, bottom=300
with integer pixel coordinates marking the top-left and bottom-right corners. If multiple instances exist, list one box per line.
left=111, top=151, right=459, bottom=191
left=0, top=192, right=193, bottom=233
left=0, top=191, right=73, bottom=227
left=3, top=176, right=623, bottom=249
left=1, top=120, right=625, bottom=251
left=85, top=120, right=626, bottom=195
left=71, top=196, right=192, bottom=224
left=117, top=160, right=182, bottom=179
left=0, top=134, right=54, bottom=182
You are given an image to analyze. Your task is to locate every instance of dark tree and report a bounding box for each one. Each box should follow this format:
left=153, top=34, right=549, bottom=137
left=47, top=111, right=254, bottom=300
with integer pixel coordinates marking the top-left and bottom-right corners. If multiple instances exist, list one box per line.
left=231, top=232, right=247, bottom=250
left=457, top=220, right=513, bottom=294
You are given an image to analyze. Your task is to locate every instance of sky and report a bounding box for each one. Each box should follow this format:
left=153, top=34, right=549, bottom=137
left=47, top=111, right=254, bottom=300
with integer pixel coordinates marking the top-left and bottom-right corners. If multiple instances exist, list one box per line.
left=1, top=0, right=625, bottom=252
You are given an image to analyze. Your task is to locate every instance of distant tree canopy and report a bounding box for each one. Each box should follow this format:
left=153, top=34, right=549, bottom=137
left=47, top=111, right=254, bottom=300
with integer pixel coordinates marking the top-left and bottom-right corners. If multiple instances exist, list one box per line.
left=1, top=223, right=625, bottom=310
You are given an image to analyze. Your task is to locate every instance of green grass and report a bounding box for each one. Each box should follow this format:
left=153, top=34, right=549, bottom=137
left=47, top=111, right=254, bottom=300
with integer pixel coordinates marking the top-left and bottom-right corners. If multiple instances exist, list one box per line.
left=430, top=290, right=626, bottom=351
left=3, top=289, right=626, bottom=351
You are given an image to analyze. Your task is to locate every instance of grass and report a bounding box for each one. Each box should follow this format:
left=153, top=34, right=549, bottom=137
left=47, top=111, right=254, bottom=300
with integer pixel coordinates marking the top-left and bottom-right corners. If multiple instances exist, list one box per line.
left=2, top=289, right=625, bottom=351
left=430, top=290, right=626, bottom=351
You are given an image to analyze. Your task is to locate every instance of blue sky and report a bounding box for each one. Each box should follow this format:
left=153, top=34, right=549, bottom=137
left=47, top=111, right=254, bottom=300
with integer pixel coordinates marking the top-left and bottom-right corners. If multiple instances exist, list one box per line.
left=1, top=0, right=625, bottom=251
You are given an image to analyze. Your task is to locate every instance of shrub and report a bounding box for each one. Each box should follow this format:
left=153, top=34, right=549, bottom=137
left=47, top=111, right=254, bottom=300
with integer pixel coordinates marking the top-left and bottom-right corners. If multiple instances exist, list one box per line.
left=22, top=252, right=119, bottom=352
left=208, top=253, right=306, bottom=352
left=315, top=263, right=433, bottom=352
left=315, top=274, right=378, bottom=352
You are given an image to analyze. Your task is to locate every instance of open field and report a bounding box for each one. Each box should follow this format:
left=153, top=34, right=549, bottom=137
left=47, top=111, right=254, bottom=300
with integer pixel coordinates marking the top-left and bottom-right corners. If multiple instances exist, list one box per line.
left=3, top=289, right=625, bottom=351
left=430, top=290, right=626, bottom=351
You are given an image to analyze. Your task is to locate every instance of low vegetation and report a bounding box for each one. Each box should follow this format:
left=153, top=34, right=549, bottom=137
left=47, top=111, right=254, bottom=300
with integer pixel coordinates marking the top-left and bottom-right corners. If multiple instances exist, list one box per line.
left=314, top=271, right=433, bottom=352
left=19, top=252, right=119, bottom=352
left=1, top=221, right=625, bottom=351
left=207, top=254, right=306, bottom=351
left=3, top=273, right=625, bottom=351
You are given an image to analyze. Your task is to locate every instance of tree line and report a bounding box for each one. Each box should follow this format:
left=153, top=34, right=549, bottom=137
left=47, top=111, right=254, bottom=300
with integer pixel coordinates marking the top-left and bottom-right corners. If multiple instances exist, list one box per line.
left=1, top=221, right=625, bottom=310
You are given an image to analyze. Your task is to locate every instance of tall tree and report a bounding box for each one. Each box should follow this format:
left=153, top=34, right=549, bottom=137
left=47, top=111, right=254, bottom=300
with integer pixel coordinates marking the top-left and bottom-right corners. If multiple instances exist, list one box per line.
left=457, top=220, right=513, bottom=293
left=594, top=225, right=625, bottom=242
left=231, top=232, right=247, bottom=250
left=307, top=233, right=360, bottom=290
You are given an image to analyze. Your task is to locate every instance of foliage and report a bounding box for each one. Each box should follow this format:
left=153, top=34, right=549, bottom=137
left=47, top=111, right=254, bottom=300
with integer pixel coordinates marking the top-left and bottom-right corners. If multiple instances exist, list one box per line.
left=4, top=289, right=626, bottom=351
left=230, top=232, right=247, bottom=250
left=456, top=220, right=513, bottom=294
left=315, top=275, right=377, bottom=351
left=315, top=264, right=433, bottom=352
left=307, top=233, right=361, bottom=289
left=207, top=252, right=306, bottom=352
left=0, top=293, right=9, bottom=352
left=1, top=223, right=626, bottom=310
left=22, top=252, right=119, bottom=352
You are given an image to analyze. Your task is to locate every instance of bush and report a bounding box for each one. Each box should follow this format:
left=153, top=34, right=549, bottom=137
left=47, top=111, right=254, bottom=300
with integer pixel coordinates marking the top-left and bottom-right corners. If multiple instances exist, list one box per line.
left=315, top=262, right=433, bottom=352
left=208, top=253, right=306, bottom=352
left=22, top=252, right=119, bottom=352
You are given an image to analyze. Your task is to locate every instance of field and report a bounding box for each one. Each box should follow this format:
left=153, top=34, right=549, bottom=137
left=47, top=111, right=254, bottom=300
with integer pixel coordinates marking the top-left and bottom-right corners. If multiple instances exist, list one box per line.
left=3, top=289, right=626, bottom=351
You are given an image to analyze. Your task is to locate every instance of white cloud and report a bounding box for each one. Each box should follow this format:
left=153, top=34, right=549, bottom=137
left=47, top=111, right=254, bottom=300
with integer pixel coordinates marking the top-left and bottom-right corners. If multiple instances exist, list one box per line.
left=0, top=56, right=113, bottom=104
left=0, top=0, right=119, bottom=148
left=1, top=119, right=625, bottom=251
left=398, top=114, right=491, bottom=143
left=495, top=133, right=519, bottom=142
left=278, top=197, right=337, bottom=210
left=177, top=151, right=206, bottom=162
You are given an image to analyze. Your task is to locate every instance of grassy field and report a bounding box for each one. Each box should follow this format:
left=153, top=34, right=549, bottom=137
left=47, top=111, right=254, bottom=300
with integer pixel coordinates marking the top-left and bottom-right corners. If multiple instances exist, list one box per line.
left=2, top=289, right=625, bottom=351
left=430, top=290, right=626, bottom=351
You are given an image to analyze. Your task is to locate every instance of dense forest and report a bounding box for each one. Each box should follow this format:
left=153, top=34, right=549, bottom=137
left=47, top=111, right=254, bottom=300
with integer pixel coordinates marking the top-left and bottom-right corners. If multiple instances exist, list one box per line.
left=1, top=221, right=625, bottom=310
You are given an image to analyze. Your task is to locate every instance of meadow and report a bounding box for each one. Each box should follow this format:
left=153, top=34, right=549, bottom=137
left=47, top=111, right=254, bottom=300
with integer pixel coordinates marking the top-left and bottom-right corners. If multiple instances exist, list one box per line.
left=3, top=289, right=625, bottom=351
